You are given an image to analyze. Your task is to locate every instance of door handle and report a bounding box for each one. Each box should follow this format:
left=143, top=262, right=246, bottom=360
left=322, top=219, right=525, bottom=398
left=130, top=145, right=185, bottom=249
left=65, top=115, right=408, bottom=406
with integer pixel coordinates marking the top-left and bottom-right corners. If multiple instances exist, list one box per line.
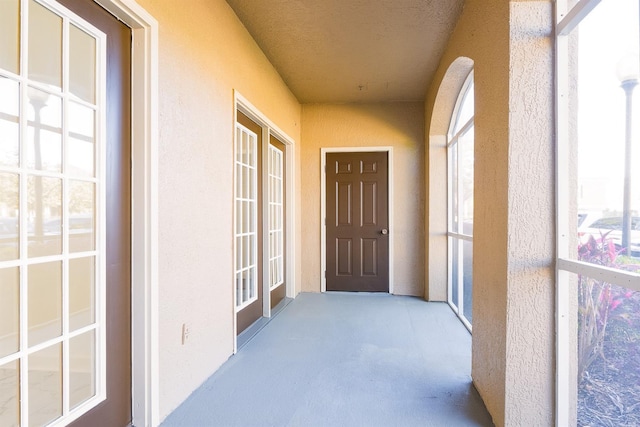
left=381, top=228, right=388, bottom=235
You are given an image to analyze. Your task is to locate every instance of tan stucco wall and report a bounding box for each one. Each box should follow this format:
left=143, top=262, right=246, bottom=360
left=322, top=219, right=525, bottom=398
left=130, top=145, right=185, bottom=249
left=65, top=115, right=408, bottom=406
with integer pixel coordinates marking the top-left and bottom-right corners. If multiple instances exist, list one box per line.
left=133, top=0, right=302, bottom=420
left=301, top=103, right=425, bottom=296
left=425, top=1, right=554, bottom=426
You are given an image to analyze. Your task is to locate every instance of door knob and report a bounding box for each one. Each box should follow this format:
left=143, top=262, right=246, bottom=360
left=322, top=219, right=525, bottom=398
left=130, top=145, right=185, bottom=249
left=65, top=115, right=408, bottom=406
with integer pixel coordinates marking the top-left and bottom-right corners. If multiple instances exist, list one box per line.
left=381, top=228, right=388, bottom=235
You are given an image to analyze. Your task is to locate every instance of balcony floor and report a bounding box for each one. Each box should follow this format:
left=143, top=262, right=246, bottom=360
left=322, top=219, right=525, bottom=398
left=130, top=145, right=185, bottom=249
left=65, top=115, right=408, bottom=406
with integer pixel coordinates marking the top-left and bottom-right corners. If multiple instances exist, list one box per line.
left=161, top=292, right=493, bottom=426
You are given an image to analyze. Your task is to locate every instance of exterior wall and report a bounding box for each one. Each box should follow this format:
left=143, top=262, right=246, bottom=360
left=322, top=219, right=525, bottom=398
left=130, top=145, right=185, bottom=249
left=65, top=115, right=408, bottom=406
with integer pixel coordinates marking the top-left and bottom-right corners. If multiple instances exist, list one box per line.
left=301, top=103, right=425, bottom=296
left=425, top=1, right=554, bottom=426
left=133, top=0, right=302, bottom=420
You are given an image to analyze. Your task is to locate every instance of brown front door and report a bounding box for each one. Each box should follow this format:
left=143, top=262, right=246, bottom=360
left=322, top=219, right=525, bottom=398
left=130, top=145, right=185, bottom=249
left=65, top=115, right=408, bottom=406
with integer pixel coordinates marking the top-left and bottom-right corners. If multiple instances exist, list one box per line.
left=326, top=152, right=389, bottom=292
left=236, top=111, right=263, bottom=334
left=58, top=1, right=133, bottom=425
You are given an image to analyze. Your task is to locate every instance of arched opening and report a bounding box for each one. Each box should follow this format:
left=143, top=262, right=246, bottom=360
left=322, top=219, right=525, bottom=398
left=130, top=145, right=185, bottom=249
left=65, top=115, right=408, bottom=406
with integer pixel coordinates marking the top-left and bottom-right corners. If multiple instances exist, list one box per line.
left=427, top=57, right=474, bottom=303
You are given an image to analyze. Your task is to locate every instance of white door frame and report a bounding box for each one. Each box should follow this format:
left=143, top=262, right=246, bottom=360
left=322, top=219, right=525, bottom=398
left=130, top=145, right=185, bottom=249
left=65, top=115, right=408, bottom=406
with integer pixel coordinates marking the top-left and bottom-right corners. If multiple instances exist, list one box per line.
left=233, top=91, right=297, bottom=353
left=320, top=147, right=394, bottom=293
left=87, top=1, right=159, bottom=425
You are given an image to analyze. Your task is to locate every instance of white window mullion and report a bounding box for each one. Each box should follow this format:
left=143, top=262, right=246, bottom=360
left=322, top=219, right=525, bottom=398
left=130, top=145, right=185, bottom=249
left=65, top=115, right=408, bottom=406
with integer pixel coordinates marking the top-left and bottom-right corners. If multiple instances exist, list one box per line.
left=457, top=235, right=464, bottom=316
left=457, top=144, right=464, bottom=236
left=61, top=14, right=71, bottom=417
left=555, top=19, right=572, bottom=427
left=447, top=236, right=453, bottom=306
left=557, top=0, right=601, bottom=36
left=19, top=1, right=30, bottom=424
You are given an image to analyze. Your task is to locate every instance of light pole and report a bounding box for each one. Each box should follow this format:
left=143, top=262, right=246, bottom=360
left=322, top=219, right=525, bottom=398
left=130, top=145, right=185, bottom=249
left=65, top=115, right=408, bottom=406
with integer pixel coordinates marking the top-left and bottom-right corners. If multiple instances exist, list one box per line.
left=28, top=88, right=50, bottom=241
left=617, top=54, right=639, bottom=256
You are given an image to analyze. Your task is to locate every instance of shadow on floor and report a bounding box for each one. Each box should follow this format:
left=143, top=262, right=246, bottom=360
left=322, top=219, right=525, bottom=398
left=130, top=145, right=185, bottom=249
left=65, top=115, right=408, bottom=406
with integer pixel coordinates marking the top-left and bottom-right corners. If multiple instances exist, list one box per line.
left=162, top=292, right=494, bottom=427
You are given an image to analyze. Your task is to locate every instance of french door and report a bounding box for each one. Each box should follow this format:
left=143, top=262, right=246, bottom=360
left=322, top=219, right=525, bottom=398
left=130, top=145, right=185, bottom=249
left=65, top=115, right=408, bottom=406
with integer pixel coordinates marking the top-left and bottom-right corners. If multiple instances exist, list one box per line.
left=234, top=111, right=287, bottom=334
left=0, top=0, right=132, bottom=425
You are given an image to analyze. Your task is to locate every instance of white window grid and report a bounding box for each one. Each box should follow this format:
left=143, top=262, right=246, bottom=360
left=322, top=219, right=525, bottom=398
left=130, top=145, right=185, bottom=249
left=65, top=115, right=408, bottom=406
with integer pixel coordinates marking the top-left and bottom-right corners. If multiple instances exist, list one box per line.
left=447, top=71, right=474, bottom=332
left=268, top=144, right=284, bottom=290
left=0, top=0, right=107, bottom=425
left=234, top=124, right=258, bottom=311
left=555, top=0, right=640, bottom=424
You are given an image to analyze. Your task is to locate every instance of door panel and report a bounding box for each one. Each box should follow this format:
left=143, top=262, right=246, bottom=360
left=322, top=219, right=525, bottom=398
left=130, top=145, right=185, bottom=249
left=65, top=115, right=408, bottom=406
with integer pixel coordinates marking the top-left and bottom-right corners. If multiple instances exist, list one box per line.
left=236, top=111, right=263, bottom=334
left=269, top=136, right=286, bottom=309
left=57, top=0, right=132, bottom=425
left=0, top=0, right=131, bottom=425
left=326, top=152, right=389, bottom=292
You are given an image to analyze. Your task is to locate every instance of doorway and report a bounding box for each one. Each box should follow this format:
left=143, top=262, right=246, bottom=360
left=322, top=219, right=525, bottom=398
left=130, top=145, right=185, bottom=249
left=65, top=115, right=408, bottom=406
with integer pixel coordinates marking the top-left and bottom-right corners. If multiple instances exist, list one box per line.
left=235, top=111, right=264, bottom=334
left=233, top=98, right=294, bottom=344
left=324, top=151, right=390, bottom=292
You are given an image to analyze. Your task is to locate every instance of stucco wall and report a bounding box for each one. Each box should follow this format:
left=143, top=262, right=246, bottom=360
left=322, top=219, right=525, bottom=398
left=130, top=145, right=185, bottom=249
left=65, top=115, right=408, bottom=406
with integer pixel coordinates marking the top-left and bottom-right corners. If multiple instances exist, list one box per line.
left=425, top=1, right=554, bottom=426
left=504, top=2, right=555, bottom=425
left=301, top=103, right=425, bottom=296
left=133, top=0, right=302, bottom=420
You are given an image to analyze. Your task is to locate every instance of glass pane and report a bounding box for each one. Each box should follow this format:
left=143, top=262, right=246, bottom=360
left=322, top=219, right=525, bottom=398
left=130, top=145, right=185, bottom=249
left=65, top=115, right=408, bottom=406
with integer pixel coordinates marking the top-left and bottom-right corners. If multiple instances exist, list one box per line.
left=235, top=127, right=241, bottom=163
left=460, top=125, right=475, bottom=235
left=0, top=360, right=19, bottom=427
left=449, top=145, right=459, bottom=233
left=249, top=164, right=255, bottom=200
left=28, top=0, right=62, bottom=89
left=68, top=102, right=96, bottom=178
left=0, top=77, right=20, bottom=167
left=0, top=267, right=19, bottom=358
left=69, top=25, right=96, bottom=104
left=573, top=0, right=640, bottom=267
left=0, top=0, right=20, bottom=74
left=242, top=270, right=249, bottom=302
left=248, top=133, right=255, bottom=168
left=0, top=173, right=19, bottom=261
left=250, top=200, right=256, bottom=233
left=28, top=176, right=62, bottom=257
left=235, top=272, right=241, bottom=307
left=450, top=237, right=459, bottom=309
left=243, top=166, right=250, bottom=200
left=242, top=132, right=248, bottom=165
left=453, top=80, right=474, bottom=135
left=28, top=261, right=62, bottom=346
left=29, top=343, right=62, bottom=426
left=242, top=235, right=249, bottom=269
left=249, top=234, right=255, bottom=266
left=69, top=330, right=96, bottom=409
left=242, top=201, right=250, bottom=234
left=249, top=267, right=255, bottom=299
left=69, top=180, right=95, bottom=253
left=235, top=164, right=242, bottom=199
left=577, top=277, right=640, bottom=424
left=69, top=257, right=95, bottom=331
left=27, top=88, right=62, bottom=172
left=235, top=200, right=241, bottom=235
left=235, top=235, right=242, bottom=271
left=462, top=239, right=473, bottom=323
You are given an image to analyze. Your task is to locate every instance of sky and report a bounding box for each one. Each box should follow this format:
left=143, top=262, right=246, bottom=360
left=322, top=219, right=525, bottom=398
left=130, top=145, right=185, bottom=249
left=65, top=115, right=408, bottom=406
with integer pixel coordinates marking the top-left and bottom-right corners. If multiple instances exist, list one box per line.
left=577, top=0, right=640, bottom=214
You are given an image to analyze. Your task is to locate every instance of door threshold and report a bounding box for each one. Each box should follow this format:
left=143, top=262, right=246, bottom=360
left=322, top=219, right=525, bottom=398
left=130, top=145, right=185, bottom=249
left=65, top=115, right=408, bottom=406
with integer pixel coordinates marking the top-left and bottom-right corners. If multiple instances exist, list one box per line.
left=237, top=297, right=293, bottom=350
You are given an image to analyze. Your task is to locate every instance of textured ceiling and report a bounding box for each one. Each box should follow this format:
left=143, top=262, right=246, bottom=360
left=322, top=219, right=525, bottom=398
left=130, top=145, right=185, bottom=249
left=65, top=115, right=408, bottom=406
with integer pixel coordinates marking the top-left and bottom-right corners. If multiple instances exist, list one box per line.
left=225, top=0, right=464, bottom=103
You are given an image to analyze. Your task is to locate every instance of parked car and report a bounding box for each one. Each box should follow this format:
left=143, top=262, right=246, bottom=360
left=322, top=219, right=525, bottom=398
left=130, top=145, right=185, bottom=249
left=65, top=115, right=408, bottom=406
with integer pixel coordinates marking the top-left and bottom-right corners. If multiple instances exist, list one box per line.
left=581, top=216, right=640, bottom=257
left=578, top=211, right=602, bottom=230
left=0, top=217, right=18, bottom=237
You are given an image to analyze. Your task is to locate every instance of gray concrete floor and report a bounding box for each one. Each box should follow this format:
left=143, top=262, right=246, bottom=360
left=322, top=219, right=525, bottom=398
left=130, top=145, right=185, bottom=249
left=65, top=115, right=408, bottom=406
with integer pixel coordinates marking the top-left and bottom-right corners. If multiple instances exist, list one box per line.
left=162, top=292, right=494, bottom=427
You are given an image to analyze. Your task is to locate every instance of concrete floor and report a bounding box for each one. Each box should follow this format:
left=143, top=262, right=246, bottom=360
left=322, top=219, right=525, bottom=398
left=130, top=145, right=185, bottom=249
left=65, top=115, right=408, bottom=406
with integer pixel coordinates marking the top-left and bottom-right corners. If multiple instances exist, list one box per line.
left=162, top=292, right=494, bottom=427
